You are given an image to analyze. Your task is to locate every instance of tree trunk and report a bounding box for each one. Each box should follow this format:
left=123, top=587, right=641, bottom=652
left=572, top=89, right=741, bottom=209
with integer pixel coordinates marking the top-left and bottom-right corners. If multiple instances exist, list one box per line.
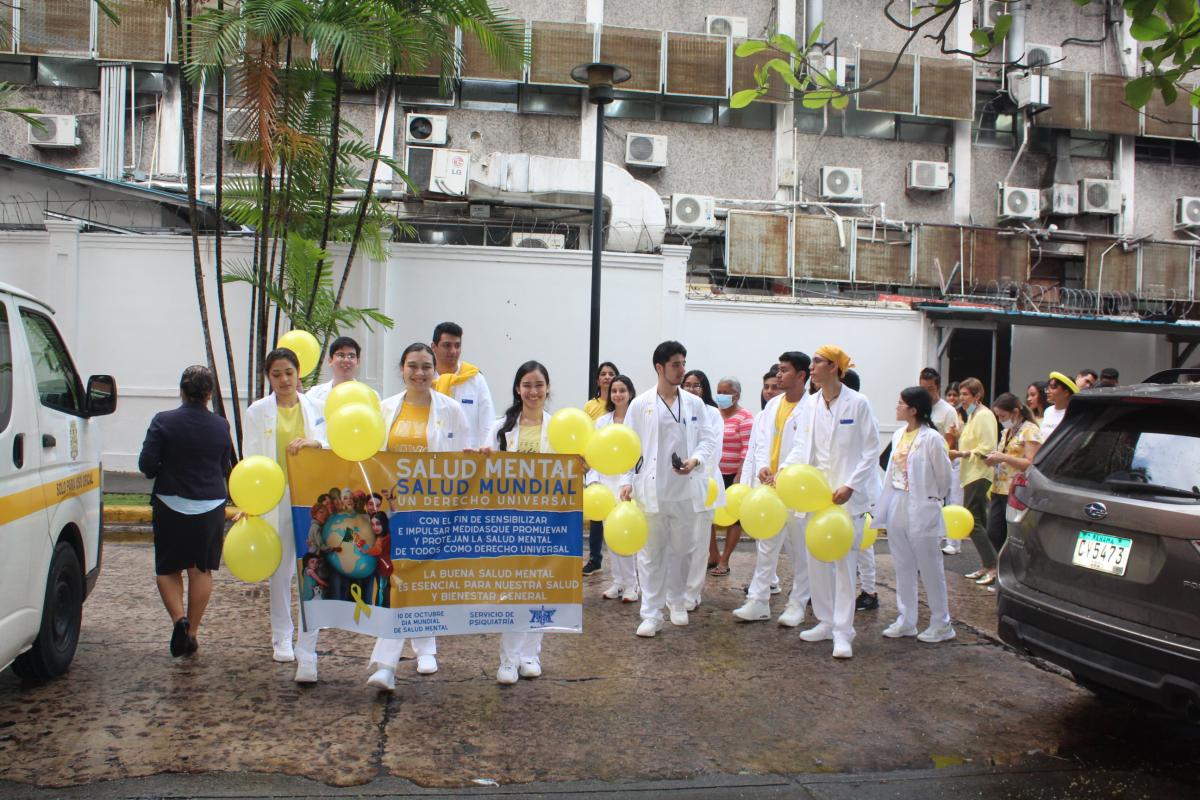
left=304, top=60, right=344, bottom=320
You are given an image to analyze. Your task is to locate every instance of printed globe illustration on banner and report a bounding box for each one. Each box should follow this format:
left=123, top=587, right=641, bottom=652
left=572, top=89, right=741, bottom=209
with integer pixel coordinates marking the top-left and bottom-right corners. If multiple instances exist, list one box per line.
left=322, top=513, right=378, bottom=579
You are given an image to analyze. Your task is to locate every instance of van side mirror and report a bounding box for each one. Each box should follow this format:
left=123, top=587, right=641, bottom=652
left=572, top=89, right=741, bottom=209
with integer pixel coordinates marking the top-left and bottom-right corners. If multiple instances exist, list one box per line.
left=86, top=375, right=117, bottom=417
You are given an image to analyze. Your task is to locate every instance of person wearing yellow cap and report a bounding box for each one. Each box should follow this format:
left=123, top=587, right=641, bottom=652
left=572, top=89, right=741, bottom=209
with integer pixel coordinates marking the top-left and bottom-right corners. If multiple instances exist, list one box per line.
left=431, top=321, right=495, bottom=449
left=1040, top=372, right=1077, bottom=440
left=781, top=345, right=881, bottom=659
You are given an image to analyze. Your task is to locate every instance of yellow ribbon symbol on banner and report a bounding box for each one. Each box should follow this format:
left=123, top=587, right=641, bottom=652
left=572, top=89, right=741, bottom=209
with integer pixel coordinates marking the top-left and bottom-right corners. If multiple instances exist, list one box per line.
left=349, top=584, right=372, bottom=624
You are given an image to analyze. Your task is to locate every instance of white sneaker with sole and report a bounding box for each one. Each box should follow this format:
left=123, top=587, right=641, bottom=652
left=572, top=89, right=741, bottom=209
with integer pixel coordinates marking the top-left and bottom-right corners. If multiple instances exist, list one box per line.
left=636, top=618, right=662, bottom=638
left=777, top=602, right=805, bottom=628
left=416, top=654, right=438, bottom=674
left=496, top=664, right=518, bottom=685
left=273, top=640, right=295, bottom=663
left=518, top=658, right=542, bottom=678
left=832, top=636, right=853, bottom=659
left=770, top=582, right=782, bottom=595
left=294, top=660, right=318, bottom=683
left=799, top=622, right=833, bottom=642
left=602, top=584, right=623, bottom=600
left=366, top=667, right=395, bottom=691
left=882, top=620, right=918, bottom=638
left=942, top=543, right=960, bottom=555
left=732, top=599, right=771, bottom=621
left=669, top=608, right=689, bottom=626
left=622, top=589, right=640, bottom=603
left=918, top=624, right=957, bottom=643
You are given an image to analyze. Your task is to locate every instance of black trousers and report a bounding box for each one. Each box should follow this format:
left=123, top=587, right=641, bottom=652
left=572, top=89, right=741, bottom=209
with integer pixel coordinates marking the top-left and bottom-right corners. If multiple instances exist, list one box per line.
left=588, top=520, right=604, bottom=563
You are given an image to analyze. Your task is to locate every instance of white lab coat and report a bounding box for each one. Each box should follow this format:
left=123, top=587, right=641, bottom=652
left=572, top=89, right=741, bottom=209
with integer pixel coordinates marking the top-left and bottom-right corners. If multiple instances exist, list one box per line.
left=871, top=426, right=952, bottom=537
left=738, top=408, right=766, bottom=485
left=378, top=390, right=470, bottom=453
left=619, top=388, right=719, bottom=513
left=781, top=386, right=882, bottom=516
left=747, top=392, right=814, bottom=487
left=700, top=405, right=727, bottom=509
left=485, top=410, right=552, bottom=453
left=442, top=370, right=495, bottom=450
left=585, top=411, right=625, bottom=493
left=586, top=411, right=639, bottom=595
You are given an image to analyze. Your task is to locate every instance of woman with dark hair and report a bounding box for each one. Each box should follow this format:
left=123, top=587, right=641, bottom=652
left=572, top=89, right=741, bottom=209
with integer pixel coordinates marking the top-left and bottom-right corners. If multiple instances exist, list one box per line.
left=946, top=381, right=966, bottom=423
left=984, top=393, right=1042, bottom=555
left=681, top=369, right=726, bottom=609
left=483, top=361, right=553, bottom=684
left=583, top=361, right=619, bottom=421
left=365, top=343, right=471, bottom=692
left=139, top=365, right=233, bottom=657
left=948, top=377, right=999, bottom=587
left=1025, top=381, right=1048, bottom=423
left=243, top=347, right=326, bottom=681
left=589, top=375, right=639, bottom=602
left=871, top=387, right=954, bottom=642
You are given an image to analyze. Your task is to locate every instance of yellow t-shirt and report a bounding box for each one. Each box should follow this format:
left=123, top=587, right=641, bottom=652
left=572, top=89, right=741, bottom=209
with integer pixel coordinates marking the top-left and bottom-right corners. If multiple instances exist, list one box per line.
left=769, top=398, right=798, bottom=472
left=583, top=397, right=607, bottom=420
left=517, top=425, right=542, bottom=453
left=275, top=403, right=305, bottom=481
left=387, top=402, right=430, bottom=452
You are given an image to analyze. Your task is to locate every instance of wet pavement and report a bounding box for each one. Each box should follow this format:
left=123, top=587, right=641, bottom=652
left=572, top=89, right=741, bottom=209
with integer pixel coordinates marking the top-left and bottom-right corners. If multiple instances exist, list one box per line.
left=1, top=537, right=1197, bottom=798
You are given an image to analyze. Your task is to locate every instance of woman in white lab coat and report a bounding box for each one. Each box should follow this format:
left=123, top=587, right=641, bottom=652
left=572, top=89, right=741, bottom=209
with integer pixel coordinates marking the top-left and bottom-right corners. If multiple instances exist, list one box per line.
left=241, top=348, right=326, bottom=680
left=871, top=386, right=955, bottom=644
left=365, top=343, right=470, bottom=692
left=587, top=375, right=639, bottom=603
left=482, top=360, right=553, bottom=685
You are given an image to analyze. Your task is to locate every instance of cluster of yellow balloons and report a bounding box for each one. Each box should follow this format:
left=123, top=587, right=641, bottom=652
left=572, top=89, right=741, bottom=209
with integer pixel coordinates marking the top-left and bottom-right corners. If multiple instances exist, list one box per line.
left=324, top=379, right=385, bottom=462
left=225, top=456, right=287, bottom=582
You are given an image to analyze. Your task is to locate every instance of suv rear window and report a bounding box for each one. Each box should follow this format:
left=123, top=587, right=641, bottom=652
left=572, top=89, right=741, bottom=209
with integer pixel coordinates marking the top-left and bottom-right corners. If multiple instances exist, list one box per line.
left=1038, top=402, right=1200, bottom=502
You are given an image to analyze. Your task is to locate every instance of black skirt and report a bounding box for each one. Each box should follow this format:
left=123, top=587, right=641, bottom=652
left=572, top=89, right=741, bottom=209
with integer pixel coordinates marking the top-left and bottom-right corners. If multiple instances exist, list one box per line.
left=152, top=496, right=226, bottom=575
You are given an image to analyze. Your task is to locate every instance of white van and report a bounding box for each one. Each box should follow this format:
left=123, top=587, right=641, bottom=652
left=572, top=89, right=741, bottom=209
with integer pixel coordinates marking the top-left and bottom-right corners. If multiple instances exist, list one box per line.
left=0, top=281, right=116, bottom=680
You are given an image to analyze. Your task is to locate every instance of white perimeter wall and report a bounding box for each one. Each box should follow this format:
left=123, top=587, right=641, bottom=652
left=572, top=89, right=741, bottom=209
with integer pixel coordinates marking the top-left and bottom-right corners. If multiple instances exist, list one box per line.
left=1008, top=326, right=1173, bottom=392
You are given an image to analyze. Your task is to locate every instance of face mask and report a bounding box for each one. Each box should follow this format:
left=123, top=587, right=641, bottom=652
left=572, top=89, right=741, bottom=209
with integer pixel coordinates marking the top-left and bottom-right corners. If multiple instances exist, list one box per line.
left=966, top=403, right=978, bottom=416
left=1000, top=417, right=1015, bottom=430
left=715, top=394, right=733, bottom=409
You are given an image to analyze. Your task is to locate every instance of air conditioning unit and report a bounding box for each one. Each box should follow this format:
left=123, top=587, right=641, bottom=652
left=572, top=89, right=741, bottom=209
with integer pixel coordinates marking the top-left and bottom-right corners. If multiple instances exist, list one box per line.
left=1024, top=43, right=1063, bottom=69
left=979, top=0, right=1009, bottom=29
left=511, top=232, right=566, bottom=249
left=671, top=194, right=716, bottom=230
left=822, top=54, right=848, bottom=87
left=405, top=113, right=448, bottom=145
left=705, top=15, right=748, bottom=38
left=222, top=108, right=256, bottom=141
left=1174, top=196, right=1200, bottom=229
left=998, top=186, right=1040, bottom=221
left=27, top=114, right=80, bottom=148
left=405, top=146, right=470, bottom=196
left=1078, top=179, right=1121, bottom=215
left=820, top=166, right=863, bottom=200
left=1010, top=72, right=1050, bottom=108
left=907, top=160, right=949, bottom=191
left=1041, top=183, right=1079, bottom=216
left=625, top=132, right=668, bottom=169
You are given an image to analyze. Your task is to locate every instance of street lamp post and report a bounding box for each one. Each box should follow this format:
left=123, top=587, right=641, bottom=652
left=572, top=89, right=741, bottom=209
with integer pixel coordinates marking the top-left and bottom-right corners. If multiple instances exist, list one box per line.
left=572, top=62, right=631, bottom=398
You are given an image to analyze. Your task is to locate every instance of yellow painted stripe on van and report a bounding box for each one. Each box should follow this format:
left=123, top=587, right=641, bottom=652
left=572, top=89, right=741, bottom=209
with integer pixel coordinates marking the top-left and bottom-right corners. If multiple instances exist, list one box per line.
left=0, top=468, right=100, bottom=527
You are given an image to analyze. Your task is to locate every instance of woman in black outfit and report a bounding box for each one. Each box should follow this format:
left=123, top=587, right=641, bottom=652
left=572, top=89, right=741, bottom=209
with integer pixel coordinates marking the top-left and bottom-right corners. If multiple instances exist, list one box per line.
left=139, top=365, right=233, bottom=657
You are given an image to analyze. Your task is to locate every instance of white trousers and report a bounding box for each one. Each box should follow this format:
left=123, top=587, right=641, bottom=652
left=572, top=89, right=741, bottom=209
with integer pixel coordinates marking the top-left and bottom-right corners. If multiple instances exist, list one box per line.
left=607, top=544, right=640, bottom=592
left=270, top=508, right=298, bottom=644
left=806, top=513, right=863, bottom=640
left=499, top=631, right=543, bottom=667
left=887, top=499, right=951, bottom=630
left=638, top=499, right=698, bottom=621
left=858, top=545, right=876, bottom=594
left=746, top=515, right=810, bottom=606
left=368, top=636, right=438, bottom=672
left=948, top=460, right=964, bottom=506
left=683, top=510, right=715, bottom=606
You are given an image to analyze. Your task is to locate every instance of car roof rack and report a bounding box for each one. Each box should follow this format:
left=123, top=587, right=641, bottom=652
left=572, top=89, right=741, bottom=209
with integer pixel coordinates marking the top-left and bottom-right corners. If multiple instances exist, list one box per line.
left=1142, top=368, right=1200, bottom=384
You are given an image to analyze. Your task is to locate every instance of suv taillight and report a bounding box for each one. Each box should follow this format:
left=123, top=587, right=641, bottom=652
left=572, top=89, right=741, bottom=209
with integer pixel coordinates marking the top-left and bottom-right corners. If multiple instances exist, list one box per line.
left=1008, top=473, right=1029, bottom=511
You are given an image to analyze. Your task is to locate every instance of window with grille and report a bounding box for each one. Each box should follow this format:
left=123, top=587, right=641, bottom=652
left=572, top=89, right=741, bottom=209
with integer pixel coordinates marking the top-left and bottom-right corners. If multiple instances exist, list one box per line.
left=856, top=49, right=915, bottom=115
left=855, top=230, right=912, bottom=284
left=529, top=21, right=595, bottom=87
left=1139, top=242, right=1193, bottom=300
left=970, top=229, right=1028, bottom=289
left=918, top=57, right=973, bottom=120
left=98, top=1, right=168, bottom=63
left=1032, top=70, right=1087, bottom=131
left=1085, top=238, right=1137, bottom=295
left=1089, top=74, right=1140, bottom=137
left=18, top=0, right=92, bottom=57
left=794, top=214, right=851, bottom=281
left=460, top=24, right=525, bottom=82
left=665, top=32, right=727, bottom=98
left=726, top=212, right=790, bottom=278
left=732, top=42, right=790, bottom=104
left=0, top=5, right=13, bottom=53
left=916, top=225, right=964, bottom=289
left=1143, top=86, right=1195, bottom=141
left=599, top=26, right=661, bottom=93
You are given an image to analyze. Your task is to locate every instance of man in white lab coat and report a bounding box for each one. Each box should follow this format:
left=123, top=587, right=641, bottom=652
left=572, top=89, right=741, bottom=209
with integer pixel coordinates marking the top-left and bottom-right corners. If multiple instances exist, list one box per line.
left=306, top=336, right=381, bottom=411
left=782, top=345, right=881, bottom=659
left=620, top=341, right=720, bottom=637
left=431, top=321, right=495, bottom=449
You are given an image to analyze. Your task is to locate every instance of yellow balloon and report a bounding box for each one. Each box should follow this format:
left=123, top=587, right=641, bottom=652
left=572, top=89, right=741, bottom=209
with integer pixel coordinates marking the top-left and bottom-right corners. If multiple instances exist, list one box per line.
left=327, top=402, right=385, bottom=462
left=706, top=478, right=718, bottom=507
left=583, top=483, right=617, bottom=522
left=739, top=485, right=789, bottom=540
left=277, top=330, right=320, bottom=378
left=224, top=516, right=283, bottom=582
left=861, top=513, right=879, bottom=550
left=714, top=507, right=738, bottom=528
left=548, top=408, right=594, bottom=455
left=584, top=423, right=642, bottom=475
left=228, top=455, right=286, bottom=516
left=724, top=482, right=751, bottom=518
left=943, top=504, right=974, bottom=540
left=604, top=501, right=648, bottom=556
left=324, top=380, right=381, bottom=418
left=806, top=505, right=855, bottom=562
left=775, top=464, right=833, bottom=512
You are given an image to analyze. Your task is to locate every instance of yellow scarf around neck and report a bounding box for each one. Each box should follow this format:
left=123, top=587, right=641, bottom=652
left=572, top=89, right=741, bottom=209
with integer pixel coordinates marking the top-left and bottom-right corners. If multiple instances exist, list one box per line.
left=435, top=361, right=480, bottom=396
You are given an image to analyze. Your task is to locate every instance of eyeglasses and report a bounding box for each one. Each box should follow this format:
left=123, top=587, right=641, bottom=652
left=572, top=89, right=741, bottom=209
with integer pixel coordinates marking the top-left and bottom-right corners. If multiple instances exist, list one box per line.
left=332, top=352, right=359, bottom=361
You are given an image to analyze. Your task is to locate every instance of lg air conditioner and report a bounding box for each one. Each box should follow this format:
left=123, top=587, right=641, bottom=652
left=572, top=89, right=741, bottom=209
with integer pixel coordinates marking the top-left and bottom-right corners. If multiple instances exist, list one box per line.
left=1078, top=179, right=1121, bottom=215
left=1175, top=196, right=1200, bottom=229
left=405, top=146, right=470, bottom=196
left=625, top=132, right=668, bottom=169
left=671, top=194, right=716, bottom=230
left=705, top=15, right=748, bottom=38
left=1041, top=184, right=1079, bottom=216
left=405, top=113, right=449, bottom=146
left=222, top=108, right=256, bottom=141
left=511, top=232, right=566, bottom=249
left=820, top=166, right=863, bottom=200
left=979, top=0, right=1009, bottom=29
left=907, top=160, right=949, bottom=191
left=1024, top=43, right=1063, bottom=69
left=998, top=186, right=1040, bottom=221
left=27, top=114, right=80, bottom=148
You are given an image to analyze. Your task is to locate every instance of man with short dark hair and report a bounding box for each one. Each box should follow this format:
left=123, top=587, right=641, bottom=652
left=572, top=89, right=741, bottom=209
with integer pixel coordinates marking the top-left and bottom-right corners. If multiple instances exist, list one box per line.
left=1099, top=367, right=1119, bottom=388
left=431, top=321, right=495, bottom=449
left=307, top=336, right=378, bottom=410
left=1075, top=368, right=1098, bottom=390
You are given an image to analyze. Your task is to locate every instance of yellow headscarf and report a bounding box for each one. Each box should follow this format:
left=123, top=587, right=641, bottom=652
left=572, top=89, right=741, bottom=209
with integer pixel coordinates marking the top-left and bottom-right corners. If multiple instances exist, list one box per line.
left=1048, top=371, right=1078, bottom=394
left=434, top=361, right=480, bottom=396
left=814, top=345, right=854, bottom=377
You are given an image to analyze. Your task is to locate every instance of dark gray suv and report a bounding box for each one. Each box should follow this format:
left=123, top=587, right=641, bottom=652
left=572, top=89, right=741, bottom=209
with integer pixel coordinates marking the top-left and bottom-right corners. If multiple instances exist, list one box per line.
left=997, top=370, right=1200, bottom=721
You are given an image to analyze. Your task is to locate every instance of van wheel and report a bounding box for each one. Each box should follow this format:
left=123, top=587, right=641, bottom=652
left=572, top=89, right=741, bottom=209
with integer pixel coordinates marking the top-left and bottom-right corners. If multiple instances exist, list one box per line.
left=13, top=542, right=83, bottom=682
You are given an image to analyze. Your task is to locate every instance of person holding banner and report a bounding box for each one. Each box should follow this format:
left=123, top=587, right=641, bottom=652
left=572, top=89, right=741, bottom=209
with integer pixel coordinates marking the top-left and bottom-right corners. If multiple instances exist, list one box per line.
left=242, top=348, right=326, bottom=681
left=590, top=375, right=640, bottom=603
left=681, top=369, right=725, bottom=611
left=432, top=321, right=495, bottom=449
left=619, top=342, right=719, bottom=637
left=780, top=345, right=880, bottom=659
left=484, top=361, right=554, bottom=684
left=365, top=343, right=471, bottom=692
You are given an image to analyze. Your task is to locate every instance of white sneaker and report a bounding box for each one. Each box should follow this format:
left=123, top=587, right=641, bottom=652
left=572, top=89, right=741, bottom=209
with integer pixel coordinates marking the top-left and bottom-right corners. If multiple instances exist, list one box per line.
left=882, top=620, right=919, bottom=638
left=622, top=589, right=640, bottom=603
left=770, top=582, right=782, bottom=595
left=684, top=599, right=699, bottom=612
left=518, top=658, right=542, bottom=678
left=942, top=543, right=961, bottom=555
left=732, top=599, right=771, bottom=622
left=832, top=636, right=853, bottom=659
left=294, top=660, right=318, bottom=683
left=669, top=608, right=689, bottom=626
left=918, top=624, right=957, bottom=643
left=416, top=654, right=439, bottom=674
left=799, top=622, right=833, bottom=642
left=636, top=618, right=662, bottom=638
left=366, top=667, right=395, bottom=691
left=777, top=602, right=805, bottom=628
left=272, top=640, right=295, bottom=663
left=602, top=584, right=623, bottom=600
left=496, top=664, right=518, bottom=685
